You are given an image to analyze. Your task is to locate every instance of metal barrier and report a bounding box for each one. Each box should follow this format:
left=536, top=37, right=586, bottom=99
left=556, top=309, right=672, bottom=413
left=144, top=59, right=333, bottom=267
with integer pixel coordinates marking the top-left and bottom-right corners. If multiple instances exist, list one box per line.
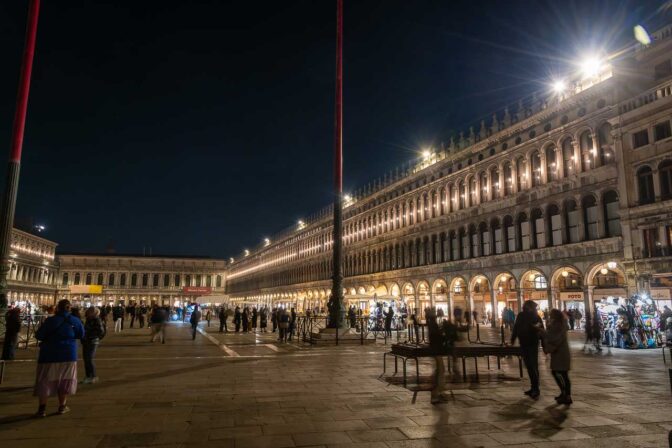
left=296, top=315, right=408, bottom=346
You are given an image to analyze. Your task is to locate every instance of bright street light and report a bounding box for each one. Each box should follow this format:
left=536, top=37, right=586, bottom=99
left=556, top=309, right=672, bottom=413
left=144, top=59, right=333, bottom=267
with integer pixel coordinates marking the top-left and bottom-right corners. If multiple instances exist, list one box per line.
left=421, top=149, right=431, bottom=160
left=552, top=79, right=566, bottom=94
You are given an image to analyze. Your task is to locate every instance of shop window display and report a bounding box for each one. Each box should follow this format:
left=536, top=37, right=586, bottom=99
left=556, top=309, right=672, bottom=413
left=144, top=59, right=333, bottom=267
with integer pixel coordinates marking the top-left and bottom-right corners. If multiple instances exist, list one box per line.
left=594, top=295, right=666, bottom=349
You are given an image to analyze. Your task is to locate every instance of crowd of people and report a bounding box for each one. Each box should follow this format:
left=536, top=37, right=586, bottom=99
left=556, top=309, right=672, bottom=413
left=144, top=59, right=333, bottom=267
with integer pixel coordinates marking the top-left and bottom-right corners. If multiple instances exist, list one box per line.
left=215, top=305, right=299, bottom=342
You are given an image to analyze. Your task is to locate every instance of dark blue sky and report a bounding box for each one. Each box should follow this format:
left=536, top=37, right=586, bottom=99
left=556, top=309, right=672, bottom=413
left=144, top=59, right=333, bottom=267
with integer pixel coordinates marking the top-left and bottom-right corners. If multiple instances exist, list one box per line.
left=0, top=0, right=664, bottom=258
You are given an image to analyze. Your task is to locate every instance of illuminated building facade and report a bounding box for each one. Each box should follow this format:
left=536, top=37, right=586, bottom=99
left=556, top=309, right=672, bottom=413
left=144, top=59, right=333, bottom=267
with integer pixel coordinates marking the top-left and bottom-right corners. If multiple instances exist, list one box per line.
left=6, top=228, right=58, bottom=306
left=56, top=254, right=227, bottom=306
left=226, top=25, right=672, bottom=322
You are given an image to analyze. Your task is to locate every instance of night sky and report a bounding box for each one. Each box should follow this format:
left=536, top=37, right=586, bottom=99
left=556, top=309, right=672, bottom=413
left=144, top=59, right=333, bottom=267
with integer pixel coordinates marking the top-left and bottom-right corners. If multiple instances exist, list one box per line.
left=0, top=0, right=665, bottom=259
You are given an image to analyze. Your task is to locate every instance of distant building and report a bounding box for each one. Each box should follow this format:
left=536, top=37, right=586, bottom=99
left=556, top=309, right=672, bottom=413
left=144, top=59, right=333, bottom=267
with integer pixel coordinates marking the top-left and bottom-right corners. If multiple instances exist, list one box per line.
left=56, top=254, right=227, bottom=307
left=6, top=228, right=58, bottom=306
left=225, top=25, right=672, bottom=321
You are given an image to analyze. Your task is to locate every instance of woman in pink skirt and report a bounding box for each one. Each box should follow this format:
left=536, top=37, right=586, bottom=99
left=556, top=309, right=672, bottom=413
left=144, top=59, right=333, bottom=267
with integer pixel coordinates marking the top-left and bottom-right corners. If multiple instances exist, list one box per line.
left=34, top=299, right=84, bottom=417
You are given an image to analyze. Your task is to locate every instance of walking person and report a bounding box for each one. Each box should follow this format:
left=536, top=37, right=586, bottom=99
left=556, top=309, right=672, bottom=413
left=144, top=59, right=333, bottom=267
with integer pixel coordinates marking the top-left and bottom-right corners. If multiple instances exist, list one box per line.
left=348, top=306, right=357, bottom=329
left=567, top=309, right=575, bottom=330
left=149, top=305, right=167, bottom=344
left=511, top=300, right=543, bottom=400
left=33, top=299, right=84, bottom=417
left=1, top=307, right=22, bottom=360
left=592, top=307, right=603, bottom=352
left=271, top=307, right=278, bottom=333
left=112, top=303, right=124, bottom=332
left=205, top=308, right=212, bottom=328
left=82, top=306, right=106, bottom=384
left=427, top=308, right=449, bottom=404
left=190, top=304, right=202, bottom=340
left=542, top=309, right=572, bottom=405
left=218, top=306, right=228, bottom=333
left=583, top=309, right=594, bottom=352
left=252, top=307, right=258, bottom=332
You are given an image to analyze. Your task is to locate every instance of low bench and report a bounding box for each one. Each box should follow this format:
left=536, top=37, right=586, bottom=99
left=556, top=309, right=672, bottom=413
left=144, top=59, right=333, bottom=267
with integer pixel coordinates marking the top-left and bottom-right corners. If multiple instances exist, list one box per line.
left=383, top=343, right=523, bottom=386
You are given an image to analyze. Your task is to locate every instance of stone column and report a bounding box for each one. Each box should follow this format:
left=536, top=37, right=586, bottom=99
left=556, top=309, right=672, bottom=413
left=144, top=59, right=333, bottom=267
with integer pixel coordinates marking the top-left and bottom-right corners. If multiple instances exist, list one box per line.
left=583, top=286, right=594, bottom=313
left=517, top=288, right=524, bottom=314
left=490, top=288, right=498, bottom=327
left=547, top=286, right=554, bottom=311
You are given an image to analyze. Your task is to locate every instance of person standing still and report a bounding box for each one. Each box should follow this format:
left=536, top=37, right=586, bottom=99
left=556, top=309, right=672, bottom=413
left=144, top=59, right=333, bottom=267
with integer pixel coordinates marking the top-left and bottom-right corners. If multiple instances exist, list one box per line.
left=138, top=304, right=147, bottom=328
left=190, top=304, right=202, bottom=340
left=384, top=306, right=394, bottom=338
left=33, top=299, right=84, bottom=417
left=205, top=308, right=212, bottom=328
left=112, top=303, right=124, bottom=332
left=218, top=306, right=228, bottom=333
left=511, top=300, right=543, bottom=399
left=127, top=303, right=136, bottom=328
left=1, top=307, right=22, bottom=360
left=234, top=306, right=241, bottom=332
left=82, top=306, right=106, bottom=384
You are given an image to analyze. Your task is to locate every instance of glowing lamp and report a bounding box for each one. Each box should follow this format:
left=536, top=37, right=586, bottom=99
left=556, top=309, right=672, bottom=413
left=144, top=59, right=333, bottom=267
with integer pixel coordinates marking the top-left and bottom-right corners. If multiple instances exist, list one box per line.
left=561, top=270, right=569, bottom=278
left=528, top=273, right=536, bottom=281
left=600, top=267, right=609, bottom=275
left=607, top=261, right=617, bottom=269
left=552, top=80, right=566, bottom=94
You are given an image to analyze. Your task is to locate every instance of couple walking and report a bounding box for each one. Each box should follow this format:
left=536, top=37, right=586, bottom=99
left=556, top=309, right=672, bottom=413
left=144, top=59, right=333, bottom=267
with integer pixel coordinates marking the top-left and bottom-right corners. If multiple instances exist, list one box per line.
left=511, top=300, right=572, bottom=405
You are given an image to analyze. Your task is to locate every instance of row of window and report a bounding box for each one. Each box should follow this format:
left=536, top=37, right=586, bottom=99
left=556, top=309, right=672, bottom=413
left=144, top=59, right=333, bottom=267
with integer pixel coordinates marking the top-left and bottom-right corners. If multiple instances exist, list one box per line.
left=636, top=160, right=672, bottom=203
left=228, top=192, right=621, bottom=292
left=632, top=120, right=672, bottom=148
left=62, top=272, right=224, bottom=288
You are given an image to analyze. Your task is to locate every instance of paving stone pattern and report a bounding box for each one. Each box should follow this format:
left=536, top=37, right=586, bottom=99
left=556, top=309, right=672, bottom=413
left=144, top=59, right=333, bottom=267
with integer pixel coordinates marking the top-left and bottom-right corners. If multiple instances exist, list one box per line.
left=1, top=322, right=671, bottom=448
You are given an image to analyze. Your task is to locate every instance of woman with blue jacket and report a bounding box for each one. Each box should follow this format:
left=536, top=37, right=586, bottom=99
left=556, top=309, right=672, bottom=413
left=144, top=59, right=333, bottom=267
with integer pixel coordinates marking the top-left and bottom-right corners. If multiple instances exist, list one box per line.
left=33, top=299, right=84, bottom=417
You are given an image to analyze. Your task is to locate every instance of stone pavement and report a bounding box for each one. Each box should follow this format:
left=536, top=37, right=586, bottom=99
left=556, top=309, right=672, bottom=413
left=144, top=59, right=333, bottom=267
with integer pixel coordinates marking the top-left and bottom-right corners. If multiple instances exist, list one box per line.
left=1, top=321, right=671, bottom=448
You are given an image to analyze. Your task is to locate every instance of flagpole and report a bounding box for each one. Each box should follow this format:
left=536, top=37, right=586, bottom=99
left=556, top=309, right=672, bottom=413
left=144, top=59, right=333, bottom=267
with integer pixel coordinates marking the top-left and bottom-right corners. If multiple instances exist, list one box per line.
left=0, top=0, right=41, bottom=315
left=329, top=0, right=345, bottom=328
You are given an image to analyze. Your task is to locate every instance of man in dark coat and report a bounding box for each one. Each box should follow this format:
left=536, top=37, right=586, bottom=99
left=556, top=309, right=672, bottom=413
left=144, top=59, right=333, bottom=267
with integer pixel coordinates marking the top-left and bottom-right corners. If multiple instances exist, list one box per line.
left=218, top=306, right=228, bottom=333
left=511, top=300, right=543, bottom=399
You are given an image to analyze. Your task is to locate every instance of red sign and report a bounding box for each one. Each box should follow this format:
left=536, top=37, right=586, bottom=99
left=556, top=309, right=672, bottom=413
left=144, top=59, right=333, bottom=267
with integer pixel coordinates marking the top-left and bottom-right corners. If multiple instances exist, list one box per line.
left=182, top=287, right=212, bottom=295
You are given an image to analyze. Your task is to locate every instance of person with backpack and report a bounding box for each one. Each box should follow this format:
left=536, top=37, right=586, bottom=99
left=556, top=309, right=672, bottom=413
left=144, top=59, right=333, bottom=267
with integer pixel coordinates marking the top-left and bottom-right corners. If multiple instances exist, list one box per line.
left=33, top=299, right=85, bottom=417
left=82, top=306, right=106, bottom=384
left=190, top=304, right=202, bottom=340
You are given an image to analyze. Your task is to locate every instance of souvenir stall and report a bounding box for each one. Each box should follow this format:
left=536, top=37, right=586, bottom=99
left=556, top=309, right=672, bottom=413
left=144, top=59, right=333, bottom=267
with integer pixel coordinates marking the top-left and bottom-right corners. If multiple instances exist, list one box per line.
left=594, top=295, right=663, bottom=349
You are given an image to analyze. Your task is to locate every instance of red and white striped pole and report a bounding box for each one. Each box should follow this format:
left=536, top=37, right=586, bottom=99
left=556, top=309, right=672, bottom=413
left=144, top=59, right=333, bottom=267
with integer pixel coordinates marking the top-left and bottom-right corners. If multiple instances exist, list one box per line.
left=329, top=0, right=345, bottom=328
left=0, top=0, right=41, bottom=310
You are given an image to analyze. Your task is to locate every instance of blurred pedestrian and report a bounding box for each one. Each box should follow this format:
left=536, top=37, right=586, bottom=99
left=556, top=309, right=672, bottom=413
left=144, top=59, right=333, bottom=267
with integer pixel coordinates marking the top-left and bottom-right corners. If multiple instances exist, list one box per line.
left=218, top=306, right=228, bottom=333
left=190, top=304, right=202, bottom=340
